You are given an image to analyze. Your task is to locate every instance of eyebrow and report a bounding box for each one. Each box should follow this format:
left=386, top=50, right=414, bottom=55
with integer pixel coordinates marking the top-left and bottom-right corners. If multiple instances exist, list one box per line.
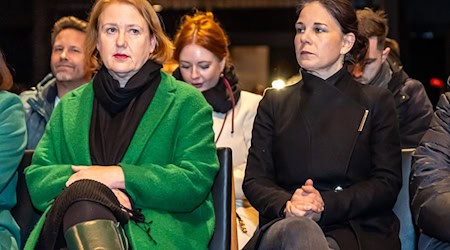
left=295, top=21, right=328, bottom=27
left=364, top=58, right=377, bottom=63
left=180, top=60, right=212, bottom=64
left=101, top=23, right=143, bottom=29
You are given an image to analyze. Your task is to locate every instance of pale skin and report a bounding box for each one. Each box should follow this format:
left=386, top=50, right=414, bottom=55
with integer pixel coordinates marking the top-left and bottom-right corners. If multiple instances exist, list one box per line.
left=65, top=2, right=158, bottom=211
left=66, top=165, right=131, bottom=210
left=294, top=1, right=355, bottom=80
left=287, top=1, right=357, bottom=220
left=284, top=179, right=324, bottom=221
left=50, top=28, right=91, bottom=98
left=351, top=36, right=391, bottom=84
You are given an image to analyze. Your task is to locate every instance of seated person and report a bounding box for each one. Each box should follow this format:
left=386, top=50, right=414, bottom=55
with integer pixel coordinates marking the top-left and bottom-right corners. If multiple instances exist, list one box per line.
left=0, top=50, right=27, bottom=249
left=20, top=16, right=95, bottom=149
left=410, top=81, right=450, bottom=250
left=243, top=0, right=402, bottom=249
left=172, top=11, right=262, bottom=249
left=23, top=0, right=218, bottom=249
left=351, top=8, right=433, bottom=148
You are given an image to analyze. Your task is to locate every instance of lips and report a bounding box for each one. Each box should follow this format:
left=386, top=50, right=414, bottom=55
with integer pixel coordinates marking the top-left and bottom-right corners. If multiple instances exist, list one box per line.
left=113, top=53, right=128, bottom=60
left=55, top=64, right=73, bottom=71
left=300, top=51, right=313, bottom=55
left=191, top=83, right=203, bottom=88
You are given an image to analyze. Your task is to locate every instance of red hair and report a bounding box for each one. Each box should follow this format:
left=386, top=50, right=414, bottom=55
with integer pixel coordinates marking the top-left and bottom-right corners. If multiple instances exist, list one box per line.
left=173, top=11, right=229, bottom=66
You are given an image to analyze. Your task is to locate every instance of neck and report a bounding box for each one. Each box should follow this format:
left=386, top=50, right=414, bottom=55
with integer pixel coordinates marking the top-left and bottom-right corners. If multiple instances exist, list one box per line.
left=306, top=58, right=344, bottom=80
left=307, top=65, right=343, bottom=80
left=108, top=70, right=136, bottom=88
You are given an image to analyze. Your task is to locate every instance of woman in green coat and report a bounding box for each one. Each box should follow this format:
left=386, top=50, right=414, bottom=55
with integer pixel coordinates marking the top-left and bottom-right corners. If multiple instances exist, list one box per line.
left=24, top=0, right=219, bottom=249
left=0, top=50, right=27, bottom=250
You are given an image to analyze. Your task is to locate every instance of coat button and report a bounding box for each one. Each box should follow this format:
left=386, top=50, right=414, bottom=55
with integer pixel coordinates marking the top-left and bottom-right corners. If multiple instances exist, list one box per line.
left=334, top=186, right=343, bottom=192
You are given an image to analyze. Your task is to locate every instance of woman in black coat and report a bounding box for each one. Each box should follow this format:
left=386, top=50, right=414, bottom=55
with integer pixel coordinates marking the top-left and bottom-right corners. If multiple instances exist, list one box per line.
left=243, top=0, right=402, bottom=249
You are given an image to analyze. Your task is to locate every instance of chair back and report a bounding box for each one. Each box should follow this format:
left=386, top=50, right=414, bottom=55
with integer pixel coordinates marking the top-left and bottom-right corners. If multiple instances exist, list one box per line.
left=393, top=148, right=417, bottom=250
left=208, top=147, right=233, bottom=250
left=11, top=149, right=41, bottom=248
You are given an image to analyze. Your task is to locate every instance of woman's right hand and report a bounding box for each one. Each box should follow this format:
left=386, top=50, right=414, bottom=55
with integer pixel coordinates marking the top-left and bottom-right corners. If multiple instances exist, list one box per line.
left=289, top=181, right=324, bottom=213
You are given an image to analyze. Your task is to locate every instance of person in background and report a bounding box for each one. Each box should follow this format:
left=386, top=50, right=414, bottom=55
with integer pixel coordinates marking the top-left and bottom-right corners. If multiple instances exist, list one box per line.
left=20, top=16, right=95, bottom=149
left=410, top=76, right=450, bottom=250
left=0, top=50, right=27, bottom=250
left=172, top=11, right=262, bottom=249
left=351, top=8, right=433, bottom=148
left=243, top=0, right=402, bottom=249
left=23, top=0, right=218, bottom=249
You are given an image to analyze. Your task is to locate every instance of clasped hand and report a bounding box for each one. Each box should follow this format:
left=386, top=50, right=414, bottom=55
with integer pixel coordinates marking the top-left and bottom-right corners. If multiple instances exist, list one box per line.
left=66, top=165, right=131, bottom=210
left=284, top=179, right=324, bottom=221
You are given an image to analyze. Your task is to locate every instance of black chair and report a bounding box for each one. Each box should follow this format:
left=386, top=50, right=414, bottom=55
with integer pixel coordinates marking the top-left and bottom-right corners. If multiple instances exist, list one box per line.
left=209, top=147, right=233, bottom=250
left=11, top=149, right=41, bottom=249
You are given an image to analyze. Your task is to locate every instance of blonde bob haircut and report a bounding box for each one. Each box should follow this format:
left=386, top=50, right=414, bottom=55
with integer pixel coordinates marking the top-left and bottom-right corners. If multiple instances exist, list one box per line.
left=85, top=0, right=173, bottom=68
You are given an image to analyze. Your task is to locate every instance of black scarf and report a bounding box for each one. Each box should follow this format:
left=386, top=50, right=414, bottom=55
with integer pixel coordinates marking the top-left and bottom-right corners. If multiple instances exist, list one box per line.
left=90, top=60, right=162, bottom=165
left=173, top=66, right=241, bottom=113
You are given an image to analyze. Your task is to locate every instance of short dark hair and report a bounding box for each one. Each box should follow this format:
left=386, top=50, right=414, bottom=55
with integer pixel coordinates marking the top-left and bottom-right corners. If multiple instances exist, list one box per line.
left=51, top=16, right=88, bottom=46
left=356, top=8, right=389, bottom=50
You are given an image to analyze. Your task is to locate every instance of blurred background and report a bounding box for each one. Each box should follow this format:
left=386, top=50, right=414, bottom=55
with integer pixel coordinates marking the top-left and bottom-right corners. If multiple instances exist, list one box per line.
left=0, top=0, right=448, bottom=105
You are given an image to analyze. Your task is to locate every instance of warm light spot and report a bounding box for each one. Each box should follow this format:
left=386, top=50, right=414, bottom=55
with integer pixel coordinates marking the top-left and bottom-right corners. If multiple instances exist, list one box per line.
left=271, top=79, right=286, bottom=89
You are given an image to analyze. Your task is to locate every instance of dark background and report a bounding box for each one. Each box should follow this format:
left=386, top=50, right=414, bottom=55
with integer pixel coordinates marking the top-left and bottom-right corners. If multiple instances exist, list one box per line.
left=1, top=0, right=448, bottom=106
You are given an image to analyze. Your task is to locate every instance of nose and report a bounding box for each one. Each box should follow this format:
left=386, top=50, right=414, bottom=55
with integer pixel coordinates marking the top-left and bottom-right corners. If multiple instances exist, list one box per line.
left=190, top=66, right=200, bottom=79
left=351, top=64, right=363, bottom=78
left=299, top=29, right=311, bottom=44
left=60, top=49, right=68, bottom=61
left=116, top=31, right=126, bottom=47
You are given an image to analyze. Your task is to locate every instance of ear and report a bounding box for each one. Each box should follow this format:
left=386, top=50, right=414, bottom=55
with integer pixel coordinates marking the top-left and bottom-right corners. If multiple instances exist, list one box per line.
left=149, top=36, right=157, bottom=54
left=220, top=58, right=226, bottom=72
left=340, top=33, right=356, bottom=55
left=381, top=47, right=390, bottom=63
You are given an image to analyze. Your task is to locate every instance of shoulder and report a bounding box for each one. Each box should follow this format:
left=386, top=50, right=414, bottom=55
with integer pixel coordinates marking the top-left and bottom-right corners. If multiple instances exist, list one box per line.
left=55, top=83, right=92, bottom=114
left=0, top=91, right=22, bottom=109
left=161, top=71, right=208, bottom=105
left=239, top=91, right=262, bottom=108
left=402, top=77, right=426, bottom=92
left=0, top=91, right=25, bottom=129
left=241, top=91, right=262, bottom=102
left=359, top=82, right=394, bottom=104
left=19, top=88, right=38, bottom=103
left=62, top=82, right=91, bottom=101
left=263, top=84, right=300, bottom=100
left=436, top=93, right=450, bottom=111
left=20, top=77, right=56, bottom=103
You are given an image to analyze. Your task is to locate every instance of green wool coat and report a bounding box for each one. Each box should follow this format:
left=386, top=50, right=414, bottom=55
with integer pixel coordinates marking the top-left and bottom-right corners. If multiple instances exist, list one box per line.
left=24, top=72, right=219, bottom=249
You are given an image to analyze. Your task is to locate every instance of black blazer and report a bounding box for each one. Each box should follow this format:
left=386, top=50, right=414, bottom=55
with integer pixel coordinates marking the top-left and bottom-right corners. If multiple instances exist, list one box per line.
left=243, top=69, right=402, bottom=250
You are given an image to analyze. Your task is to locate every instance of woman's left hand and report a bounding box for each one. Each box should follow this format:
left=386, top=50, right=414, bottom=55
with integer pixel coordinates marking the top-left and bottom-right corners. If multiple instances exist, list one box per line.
left=290, top=179, right=324, bottom=212
left=112, top=188, right=132, bottom=211
left=66, top=165, right=125, bottom=189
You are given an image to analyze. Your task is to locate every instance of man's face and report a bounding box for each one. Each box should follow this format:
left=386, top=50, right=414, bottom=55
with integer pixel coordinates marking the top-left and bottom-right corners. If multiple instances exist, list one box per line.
left=50, top=28, right=88, bottom=85
left=351, top=36, right=390, bottom=84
